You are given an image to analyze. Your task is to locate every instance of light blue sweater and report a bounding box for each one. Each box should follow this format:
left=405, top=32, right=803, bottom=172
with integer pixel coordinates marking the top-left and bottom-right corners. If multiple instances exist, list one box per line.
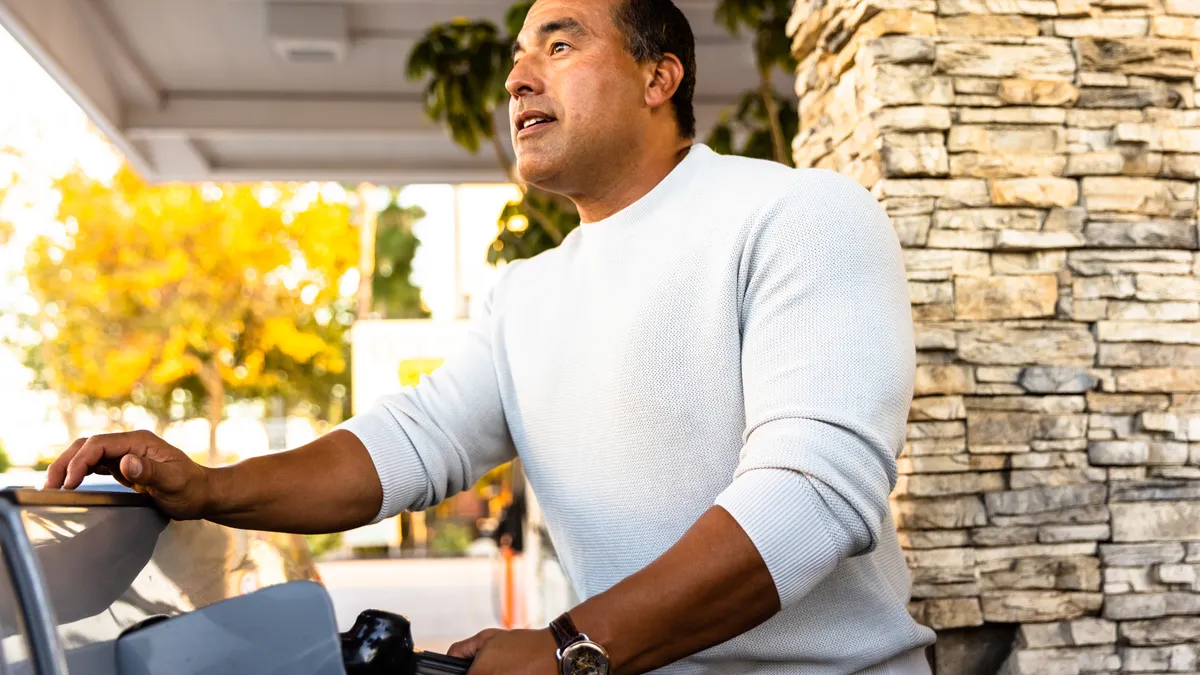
left=339, top=145, right=936, bottom=674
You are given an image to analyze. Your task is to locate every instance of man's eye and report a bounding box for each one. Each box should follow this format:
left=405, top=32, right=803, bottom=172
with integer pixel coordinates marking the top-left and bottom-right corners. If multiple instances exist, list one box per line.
left=551, top=42, right=569, bottom=54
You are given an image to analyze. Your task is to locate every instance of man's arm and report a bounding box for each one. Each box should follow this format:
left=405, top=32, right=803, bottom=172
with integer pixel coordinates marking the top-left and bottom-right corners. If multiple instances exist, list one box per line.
left=203, top=429, right=381, bottom=533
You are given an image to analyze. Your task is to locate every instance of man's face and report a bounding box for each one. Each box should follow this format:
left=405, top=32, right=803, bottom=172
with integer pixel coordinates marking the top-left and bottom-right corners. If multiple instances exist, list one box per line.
left=507, top=0, right=647, bottom=189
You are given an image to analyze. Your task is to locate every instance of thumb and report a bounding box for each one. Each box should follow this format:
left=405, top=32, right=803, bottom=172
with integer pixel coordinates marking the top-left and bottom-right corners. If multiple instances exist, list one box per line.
left=120, top=454, right=158, bottom=488
left=447, top=628, right=501, bottom=659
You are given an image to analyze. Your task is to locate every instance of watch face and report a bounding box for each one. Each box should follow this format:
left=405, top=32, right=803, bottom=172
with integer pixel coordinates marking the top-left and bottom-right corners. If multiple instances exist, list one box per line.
left=561, top=642, right=610, bottom=675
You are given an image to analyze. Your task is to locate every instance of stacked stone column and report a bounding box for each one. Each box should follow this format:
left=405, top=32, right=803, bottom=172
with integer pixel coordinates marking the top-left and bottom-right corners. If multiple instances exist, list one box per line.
left=788, top=0, right=1200, bottom=671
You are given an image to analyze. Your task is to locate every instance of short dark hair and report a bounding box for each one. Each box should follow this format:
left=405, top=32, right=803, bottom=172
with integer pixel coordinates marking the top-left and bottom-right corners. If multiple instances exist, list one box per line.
left=611, top=0, right=697, bottom=138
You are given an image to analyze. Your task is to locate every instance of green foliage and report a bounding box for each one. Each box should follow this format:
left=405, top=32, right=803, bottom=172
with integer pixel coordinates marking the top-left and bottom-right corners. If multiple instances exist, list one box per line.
left=706, top=89, right=798, bottom=161
left=489, top=191, right=580, bottom=265
left=304, top=532, right=344, bottom=560
left=0, top=441, right=11, bottom=474
left=714, top=0, right=797, bottom=75
left=32, top=456, right=52, bottom=472
left=429, top=521, right=475, bottom=557
left=407, top=20, right=512, bottom=154
left=372, top=201, right=430, bottom=319
left=712, top=0, right=799, bottom=167
left=408, top=1, right=577, bottom=264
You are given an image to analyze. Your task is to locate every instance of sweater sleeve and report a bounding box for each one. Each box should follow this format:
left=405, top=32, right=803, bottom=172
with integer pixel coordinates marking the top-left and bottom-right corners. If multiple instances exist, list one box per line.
left=335, top=274, right=519, bottom=524
left=714, top=169, right=915, bottom=609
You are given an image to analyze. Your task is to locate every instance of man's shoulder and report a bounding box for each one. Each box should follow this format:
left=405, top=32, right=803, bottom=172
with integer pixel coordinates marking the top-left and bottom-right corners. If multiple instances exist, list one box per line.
left=699, top=150, right=875, bottom=220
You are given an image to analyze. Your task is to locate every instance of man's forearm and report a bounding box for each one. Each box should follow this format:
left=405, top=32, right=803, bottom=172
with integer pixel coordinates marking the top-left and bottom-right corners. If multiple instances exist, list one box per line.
left=204, top=429, right=383, bottom=534
left=569, top=506, right=780, bottom=675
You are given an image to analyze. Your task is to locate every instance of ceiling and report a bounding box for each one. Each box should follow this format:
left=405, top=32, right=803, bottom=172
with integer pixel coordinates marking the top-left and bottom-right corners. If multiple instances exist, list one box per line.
left=0, top=0, right=787, bottom=184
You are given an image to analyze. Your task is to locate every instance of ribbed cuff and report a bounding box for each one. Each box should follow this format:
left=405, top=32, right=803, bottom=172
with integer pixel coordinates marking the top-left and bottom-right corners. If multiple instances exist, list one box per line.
left=715, top=469, right=843, bottom=608
left=337, top=408, right=431, bottom=524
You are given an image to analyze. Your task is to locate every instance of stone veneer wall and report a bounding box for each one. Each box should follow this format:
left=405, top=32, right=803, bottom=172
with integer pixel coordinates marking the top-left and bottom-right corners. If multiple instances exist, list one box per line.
left=786, top=0, right=1200, bottom=672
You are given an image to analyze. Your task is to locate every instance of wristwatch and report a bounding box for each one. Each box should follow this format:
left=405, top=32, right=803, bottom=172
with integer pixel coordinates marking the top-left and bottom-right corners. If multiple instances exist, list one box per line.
left=549, top=612, right=611, bottom=675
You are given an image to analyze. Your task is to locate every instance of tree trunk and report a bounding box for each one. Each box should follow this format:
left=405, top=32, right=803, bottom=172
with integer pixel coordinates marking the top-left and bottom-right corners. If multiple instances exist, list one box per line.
left=201, top=361, right=224, bottom=466
left=488, top=118, right=518, bottom=183
left=759, top=70, right=792, bottom=168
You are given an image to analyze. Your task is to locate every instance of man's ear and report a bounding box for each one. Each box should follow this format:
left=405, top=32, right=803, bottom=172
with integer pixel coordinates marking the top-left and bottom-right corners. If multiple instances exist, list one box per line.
left=645, top=52, right=685, bottom=109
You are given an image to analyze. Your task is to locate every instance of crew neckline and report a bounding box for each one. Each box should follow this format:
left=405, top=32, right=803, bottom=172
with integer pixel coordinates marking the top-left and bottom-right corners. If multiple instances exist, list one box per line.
left=578, top=143, right=713, bottom=238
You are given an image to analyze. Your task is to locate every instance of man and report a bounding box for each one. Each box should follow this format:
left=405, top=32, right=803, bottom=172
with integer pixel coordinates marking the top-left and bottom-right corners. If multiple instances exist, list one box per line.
left=43, top=0, right=936, bottom=672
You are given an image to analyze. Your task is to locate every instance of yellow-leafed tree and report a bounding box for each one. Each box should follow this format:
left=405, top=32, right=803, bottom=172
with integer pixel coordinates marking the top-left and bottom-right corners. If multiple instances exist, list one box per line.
left=25, top=163, right=359, bottom=463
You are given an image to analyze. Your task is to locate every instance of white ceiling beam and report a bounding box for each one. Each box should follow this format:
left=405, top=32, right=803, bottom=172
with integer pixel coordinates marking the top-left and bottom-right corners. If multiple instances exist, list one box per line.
left=71, top=0, right=162, bottom=108
left=143, top=135, right=211, bottom=178
left=0, top=0, right=154, bottom=176
left=125, top=96, right=437, bottom=139
left=126, top=97, right=738, bottom=139
left=182, top=165, right=508, bottom=185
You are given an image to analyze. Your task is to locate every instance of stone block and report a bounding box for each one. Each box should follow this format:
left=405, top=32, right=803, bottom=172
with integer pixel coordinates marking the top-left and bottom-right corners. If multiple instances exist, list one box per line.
left=1120, top=644, right=1199, bottom=671
left=1101, top=543, right=1186, bottom=566
left=992, top=504, right=1110, bottom=527
left=938, top=15, right=1040, bottom=36
left=916, top=364, right=977, bottom=395
left=936, top=42, right=1076, bottom=78
left=1098, top=321, right=1200, bottom=343
left=1157, top=563, right=1198, bottom=585
left=1073, top=275, right=1136, bottom=299
left=896, top=471, right=1006, bottom=497
left=1115, top=368, right=1200, bottom=393
left=981, top=591, right=1103, bottom=622
left=925, top=597, right=985, bottom=629
left=949, top=126, right=1066, bottom=154
left=1121, top=617, right=1200, bottom=645
left=950, top=153, right=1067, bottom=179
left=1082, top=177, right=1197, bottom=218
left=1020, top=367, right=1099, bottom=394
left=1054, top=17, right=1150, bottom=37
left=1110, top=479, right=1200, bottom=501
left=1076, top=37, right=1198, bottom=80
left=1098, top=344, right=1200, bottom=367
left=994, top=252, right=1068, bottom=276
left=1038, top=523, right=1111, bottom=542
left=909, top=281, right=954, bottom=305
left=910, top=396, right=967, bottom=421
left=999, top=79, right=1081, bottom=106
left=1084, top=220, right=1199, bottom=249
left=995, top=230, right=1087, bottom=249
left=872, top=106, right=953, bottom=132
left=1108, top=301, right=1200, bottom=322
left=1136, top=275, right=1200, bottom=302
left=986, top=484, right=1108, bottom=516
left=894, top=495, right=990, bottom=529
left=1111, top=501, right=1200, bottom=541
left=958, top=325, right=1095, bottom=365
left=1089, top=439, right=1150, bottom=465
left=991, top=178, right=1080, bottom=208
left=899, top=530, right=971, bottom=549
left=1068, top=250, right=1194, bottom=277
left=955, top=276, right=1058, bottom=320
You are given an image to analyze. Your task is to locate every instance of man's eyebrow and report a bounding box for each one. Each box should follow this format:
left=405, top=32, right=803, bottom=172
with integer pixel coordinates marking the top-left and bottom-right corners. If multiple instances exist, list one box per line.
left=512, top=17, right=588, bottom=58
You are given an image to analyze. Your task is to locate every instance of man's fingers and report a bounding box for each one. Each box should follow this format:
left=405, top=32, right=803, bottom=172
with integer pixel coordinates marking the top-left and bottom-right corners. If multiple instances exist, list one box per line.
left=43, top=438, right=87, bottom=489
left=447, top=628, right=502, bottom=659
left=62, top=433, right=151, bottom=490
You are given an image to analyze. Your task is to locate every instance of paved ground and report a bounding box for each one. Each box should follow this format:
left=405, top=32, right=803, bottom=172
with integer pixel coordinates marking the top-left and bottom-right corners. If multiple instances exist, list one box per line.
left=317, top=557, right=500, bottom=653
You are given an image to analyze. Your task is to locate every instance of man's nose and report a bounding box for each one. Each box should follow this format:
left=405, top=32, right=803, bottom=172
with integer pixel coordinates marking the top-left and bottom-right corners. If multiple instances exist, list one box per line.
left=505, top=55, right=544, bottom=99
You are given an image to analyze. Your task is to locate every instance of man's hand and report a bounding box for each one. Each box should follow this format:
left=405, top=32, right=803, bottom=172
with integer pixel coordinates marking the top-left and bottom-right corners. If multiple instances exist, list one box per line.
left=42, top=430, right=212, bottom=520
left=447, top=628, right=559, bottom=675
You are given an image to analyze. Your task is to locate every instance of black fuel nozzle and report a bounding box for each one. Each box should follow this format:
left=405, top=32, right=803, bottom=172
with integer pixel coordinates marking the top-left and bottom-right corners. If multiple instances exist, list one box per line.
left=341, top=609, right=472, bottom=675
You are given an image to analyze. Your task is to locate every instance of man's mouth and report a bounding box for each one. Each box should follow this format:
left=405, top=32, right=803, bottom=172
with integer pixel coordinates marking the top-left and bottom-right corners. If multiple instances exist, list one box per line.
left=515, top=111, right=557, bottom=138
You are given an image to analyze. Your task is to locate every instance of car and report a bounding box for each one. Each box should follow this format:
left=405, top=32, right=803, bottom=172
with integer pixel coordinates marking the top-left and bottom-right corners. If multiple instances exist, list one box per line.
left=0, top=482, right=473, bottom=675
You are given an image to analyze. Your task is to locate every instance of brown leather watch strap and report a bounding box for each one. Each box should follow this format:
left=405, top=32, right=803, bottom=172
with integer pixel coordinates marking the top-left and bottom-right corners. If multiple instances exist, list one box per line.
left=549, top=612, right=581, bottom=650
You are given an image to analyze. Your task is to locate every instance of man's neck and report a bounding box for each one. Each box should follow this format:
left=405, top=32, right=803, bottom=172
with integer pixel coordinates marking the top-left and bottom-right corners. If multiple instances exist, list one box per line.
left=568, top=141, right=693, bottom=223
